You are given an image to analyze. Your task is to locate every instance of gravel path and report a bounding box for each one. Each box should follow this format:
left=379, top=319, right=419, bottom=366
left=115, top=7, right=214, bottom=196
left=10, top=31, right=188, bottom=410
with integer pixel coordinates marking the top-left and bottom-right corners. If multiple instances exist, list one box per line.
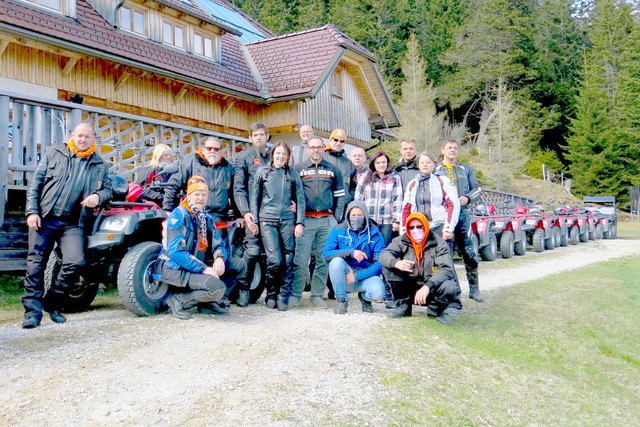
left=1, top=238, right=638, bottom=425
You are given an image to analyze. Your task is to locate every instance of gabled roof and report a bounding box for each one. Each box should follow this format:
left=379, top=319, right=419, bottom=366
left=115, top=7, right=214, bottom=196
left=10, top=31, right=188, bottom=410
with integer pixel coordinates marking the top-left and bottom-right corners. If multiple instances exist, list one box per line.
left=245, top=24, right=376, bottom=99
left=0, top=0, right=261, bottom=98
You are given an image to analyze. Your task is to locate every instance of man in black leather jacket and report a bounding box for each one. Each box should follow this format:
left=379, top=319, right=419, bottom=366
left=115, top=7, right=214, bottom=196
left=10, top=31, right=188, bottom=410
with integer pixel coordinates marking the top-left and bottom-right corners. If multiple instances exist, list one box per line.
left=324, top=128, right=356, bottom=220
left=394, top=138, right=420, bottom=191
left=232, top=123, right=272, bottom=307
left=22, top=123, right=112, bottom=329
left=434, top=139, right=484, bottom=302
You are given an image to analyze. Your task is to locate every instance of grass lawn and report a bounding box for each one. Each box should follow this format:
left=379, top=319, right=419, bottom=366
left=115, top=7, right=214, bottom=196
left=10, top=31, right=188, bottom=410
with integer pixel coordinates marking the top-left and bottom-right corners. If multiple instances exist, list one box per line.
left=377, top=254, right=640, bottom=425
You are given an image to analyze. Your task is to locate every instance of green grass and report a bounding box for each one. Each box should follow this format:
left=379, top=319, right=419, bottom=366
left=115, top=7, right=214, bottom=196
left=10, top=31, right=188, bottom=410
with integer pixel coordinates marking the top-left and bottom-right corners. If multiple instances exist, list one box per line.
left=618, top=221, right=640, bottom=240
left=377, top=255, right=640, bottom=425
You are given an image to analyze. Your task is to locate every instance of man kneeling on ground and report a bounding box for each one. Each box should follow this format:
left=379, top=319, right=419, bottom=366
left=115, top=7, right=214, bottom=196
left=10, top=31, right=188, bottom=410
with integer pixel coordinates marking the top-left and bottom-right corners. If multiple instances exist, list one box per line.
left=322, top=201, right=386, bottom=314
left=379, top=212, right=460, bottom=325
left=161, top=176, right=246, bottom=319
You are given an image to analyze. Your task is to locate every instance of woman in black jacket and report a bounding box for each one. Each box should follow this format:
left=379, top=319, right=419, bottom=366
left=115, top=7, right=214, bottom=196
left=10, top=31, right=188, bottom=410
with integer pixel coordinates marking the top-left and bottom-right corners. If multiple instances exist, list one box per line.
left=136, top=144, right=176, bottom=205
left=250, top=142, right=305, bottom=310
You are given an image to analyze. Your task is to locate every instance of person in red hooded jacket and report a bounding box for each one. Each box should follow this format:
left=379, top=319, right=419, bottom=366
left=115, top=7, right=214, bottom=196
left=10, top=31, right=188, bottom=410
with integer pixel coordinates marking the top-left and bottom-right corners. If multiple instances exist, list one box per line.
left=379, top=212, right=460, bottom=325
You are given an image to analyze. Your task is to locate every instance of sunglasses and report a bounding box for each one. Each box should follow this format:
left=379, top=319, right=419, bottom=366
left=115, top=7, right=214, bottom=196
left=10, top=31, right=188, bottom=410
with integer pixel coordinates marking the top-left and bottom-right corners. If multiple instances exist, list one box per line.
left=408, top=225, right=424, bottom=230
left=204, top=146, right=221, bottom=151
left=332, top=138, right=346, bottom=143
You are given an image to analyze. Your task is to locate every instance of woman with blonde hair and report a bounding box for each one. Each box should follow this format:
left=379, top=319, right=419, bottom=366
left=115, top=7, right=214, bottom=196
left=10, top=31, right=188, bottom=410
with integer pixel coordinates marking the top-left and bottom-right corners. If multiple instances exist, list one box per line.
left=136, top=144, right=176, bottom=205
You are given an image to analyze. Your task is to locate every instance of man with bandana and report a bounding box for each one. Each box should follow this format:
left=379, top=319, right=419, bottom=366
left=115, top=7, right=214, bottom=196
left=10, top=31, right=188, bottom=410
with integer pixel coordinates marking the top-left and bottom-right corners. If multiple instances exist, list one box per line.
left=434, top=139, right=484, bottom=302
left=322, top=201, right=386, bottom=315
left=379, top=212, right=460, bottom=325
left=161, top=176, right=247, bottom=319
left=22, top=123, right=112, bottom=329
left=163, top=136, right=239, bottom=225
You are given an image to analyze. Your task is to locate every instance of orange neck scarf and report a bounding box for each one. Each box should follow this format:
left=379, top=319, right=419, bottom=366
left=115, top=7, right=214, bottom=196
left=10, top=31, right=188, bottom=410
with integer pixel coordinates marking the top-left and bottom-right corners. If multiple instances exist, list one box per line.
left=180, top=198, right=208, bottom=252
left=405, top=212, right=430, bottom=275
left=67, top=138, right=96, bottom=158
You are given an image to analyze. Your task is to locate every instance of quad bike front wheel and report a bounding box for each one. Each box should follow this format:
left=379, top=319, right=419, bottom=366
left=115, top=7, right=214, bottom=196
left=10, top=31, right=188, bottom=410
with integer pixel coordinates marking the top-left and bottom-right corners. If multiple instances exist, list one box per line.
left=44, top=249, right=100, bottom=313
left=118, top=242, right=167, bottom=316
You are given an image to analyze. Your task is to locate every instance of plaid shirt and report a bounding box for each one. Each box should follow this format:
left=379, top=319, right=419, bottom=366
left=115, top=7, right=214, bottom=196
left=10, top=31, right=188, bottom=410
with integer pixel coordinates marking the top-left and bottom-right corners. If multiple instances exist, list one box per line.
left=355, top=171, right=403, bottom=225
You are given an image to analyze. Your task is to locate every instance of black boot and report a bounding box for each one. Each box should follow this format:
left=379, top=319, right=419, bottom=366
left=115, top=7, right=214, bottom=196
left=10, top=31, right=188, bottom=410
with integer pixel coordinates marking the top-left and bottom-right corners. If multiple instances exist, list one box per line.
left=388, top=300, right=412, bottom=318
left=236, top=290, right=249, bottom=307
left=166, top=294, right=192, bottom=320
left=358, top=292, right=373, bottom=313
left=22, top=316, right=41, bottom=329
left=334, top=297, right=348, bottom=314
left=469, top=284, right=484, bottom=302
left=49, top=311, right=67, bottom=324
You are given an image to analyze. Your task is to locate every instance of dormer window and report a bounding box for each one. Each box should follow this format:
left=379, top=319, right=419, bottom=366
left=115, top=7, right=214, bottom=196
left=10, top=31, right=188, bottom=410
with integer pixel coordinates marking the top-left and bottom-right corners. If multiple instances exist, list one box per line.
left=23, top=0, right=62, bottom=12
left=120, top=5, right=146, bottom=36
left=193, top=32, right=218, bottom=61
left=163, top=20, right=185, bottom=50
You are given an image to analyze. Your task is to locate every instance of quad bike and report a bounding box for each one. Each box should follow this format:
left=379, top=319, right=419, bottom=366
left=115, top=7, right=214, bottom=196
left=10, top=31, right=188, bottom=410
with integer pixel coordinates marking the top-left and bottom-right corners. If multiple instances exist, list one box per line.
left=583, top=196, right=617, bottom=239
left=44, top=175, right=167, bottom=312
left=520, top=205, right=557, bottom=253
left=495, top=206, right=529, bottom=259
left=469, top=204, right=498, bottom=261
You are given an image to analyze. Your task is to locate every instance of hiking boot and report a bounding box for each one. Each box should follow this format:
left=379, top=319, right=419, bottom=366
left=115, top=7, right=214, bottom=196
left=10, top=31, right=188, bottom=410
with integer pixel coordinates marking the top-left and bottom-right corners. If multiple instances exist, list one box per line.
left=385, top=299, right=399, bottom=309
left=236, top=290, right=250, bottom=307
left=22, top=316, right=41, bottom=329
left=469, top=285, right=484, bottom=302
left=443, top=306, right=459, bottom=316
left=435, top=314, right=452, bottom=326
left=388, top=302, right=412, bottom=318
left=166, top=294, right=192, bottom=320
left=288, top=296, right=301, bottom=307
left=277, top=295, right=289, bottom=312
left=49, top=311, right=67, bottom=324
left=334, top=298, right=348, bottom=314
left=265, top=298, right=277, bottom=309
left=198, top=301, right=229, bottom=315
left=310, top=296, right=327, bottom=309
left=358, top=292, right=373, bottom=313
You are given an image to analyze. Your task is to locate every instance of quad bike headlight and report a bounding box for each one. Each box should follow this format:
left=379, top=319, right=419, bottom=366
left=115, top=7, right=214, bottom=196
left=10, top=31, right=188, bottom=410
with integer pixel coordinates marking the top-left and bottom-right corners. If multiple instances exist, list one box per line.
left=100, top=216, right=131, bottom=232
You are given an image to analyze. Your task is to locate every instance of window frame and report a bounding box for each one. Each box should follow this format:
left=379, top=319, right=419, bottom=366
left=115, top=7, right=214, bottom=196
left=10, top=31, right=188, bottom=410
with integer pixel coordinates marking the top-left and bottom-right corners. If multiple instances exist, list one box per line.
left=119, top=4, right=147, bottom=36
left=330, top=70, right=344, bottom=98
left=162, top=19, right=186, bottom=51
left=21, top=0, right=64, bottom=13
left=192, top=31, right=218, bottom=62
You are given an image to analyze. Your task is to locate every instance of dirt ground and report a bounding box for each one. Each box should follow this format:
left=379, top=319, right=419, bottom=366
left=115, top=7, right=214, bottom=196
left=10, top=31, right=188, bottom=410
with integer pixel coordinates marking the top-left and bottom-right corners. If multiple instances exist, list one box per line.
left=1, top=238, right=639, bottom=426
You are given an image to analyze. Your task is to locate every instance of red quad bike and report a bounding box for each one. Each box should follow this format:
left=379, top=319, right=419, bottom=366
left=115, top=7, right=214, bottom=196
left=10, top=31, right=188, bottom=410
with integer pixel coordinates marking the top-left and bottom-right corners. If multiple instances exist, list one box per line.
left=569, top=206, right=596, bottom=243
left=496, top=206, right=529, bottom=259
left=521, top=205, right=557, bottom=253
left=469, top=204, right=498, bottom=261
left=583, top=196, right=617, bottom=240
left=44, top=175, right=167, bottom=312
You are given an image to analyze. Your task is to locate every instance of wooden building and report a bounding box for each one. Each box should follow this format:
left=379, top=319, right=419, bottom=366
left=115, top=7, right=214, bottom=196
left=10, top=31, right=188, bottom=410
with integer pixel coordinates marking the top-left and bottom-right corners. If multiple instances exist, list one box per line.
left=0, top=0, right=399, bottom=267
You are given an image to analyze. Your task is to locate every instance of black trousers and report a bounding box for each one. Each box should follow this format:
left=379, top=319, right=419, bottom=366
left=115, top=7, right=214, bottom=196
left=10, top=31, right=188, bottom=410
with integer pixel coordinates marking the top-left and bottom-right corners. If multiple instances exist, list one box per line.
left=383, top=270, right=459, bottom=316
left=171, top=256, right=246, bottom=308
left=236, top=228, right=263, bottom=292
left=260, top=219, right=295, bottom=301
left=22, top=216, right=85, bottom=318
left=454, top=210, right=479, bottom=287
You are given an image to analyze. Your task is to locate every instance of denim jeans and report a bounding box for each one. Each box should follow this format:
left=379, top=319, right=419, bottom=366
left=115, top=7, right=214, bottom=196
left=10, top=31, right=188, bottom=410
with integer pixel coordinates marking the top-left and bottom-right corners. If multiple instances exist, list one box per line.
left=327, top=258, right=385, bottom=302
left=292, top=216, right=336, bottom=298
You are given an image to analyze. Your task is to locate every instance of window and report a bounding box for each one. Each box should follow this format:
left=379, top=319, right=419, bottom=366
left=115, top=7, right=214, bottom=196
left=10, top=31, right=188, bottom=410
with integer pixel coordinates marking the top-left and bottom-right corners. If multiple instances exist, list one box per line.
left=163, top=20, right=185, bottom=50
left=120, top=6, right=146, bottom=35
left=193, top=32, right=217, bottom=61
left=24, top=0, right=62, bottom=12
left=330, top=70, right=343, bottom=98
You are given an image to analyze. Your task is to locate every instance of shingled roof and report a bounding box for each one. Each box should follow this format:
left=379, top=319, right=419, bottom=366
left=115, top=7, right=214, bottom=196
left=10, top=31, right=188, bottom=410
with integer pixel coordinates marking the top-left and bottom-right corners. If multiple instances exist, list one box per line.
left=0, top=0, right=262, bottom=98
left=245, top=24, right=376, bottom=99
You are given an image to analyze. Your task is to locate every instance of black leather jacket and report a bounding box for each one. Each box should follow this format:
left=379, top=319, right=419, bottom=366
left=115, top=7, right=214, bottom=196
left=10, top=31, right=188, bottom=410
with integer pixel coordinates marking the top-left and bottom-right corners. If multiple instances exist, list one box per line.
left=250, top=165, right=305, bottom=225
left=163, top=154, right=237, bottom=218
left=295, top=159, right=345, bottom=221
left=395, top=157, right=420, bottom=191
left=324, top=149, right=357, bottom=212
left=25, top=144, right=112, bottom=225
left=233, top=146, right=271, bottom=216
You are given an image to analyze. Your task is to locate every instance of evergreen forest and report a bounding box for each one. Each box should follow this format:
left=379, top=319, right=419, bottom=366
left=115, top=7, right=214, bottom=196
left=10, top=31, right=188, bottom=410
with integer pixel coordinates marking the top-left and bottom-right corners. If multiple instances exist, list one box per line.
left=231, top=0, right=640, bottom=207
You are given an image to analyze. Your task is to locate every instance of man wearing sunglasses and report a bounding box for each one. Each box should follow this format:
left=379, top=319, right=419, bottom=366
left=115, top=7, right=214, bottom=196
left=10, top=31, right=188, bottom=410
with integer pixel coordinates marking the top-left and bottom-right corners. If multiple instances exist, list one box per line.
left=324, top=128, right=357, bottom=221
left=163, top=136, right=240, bottom=226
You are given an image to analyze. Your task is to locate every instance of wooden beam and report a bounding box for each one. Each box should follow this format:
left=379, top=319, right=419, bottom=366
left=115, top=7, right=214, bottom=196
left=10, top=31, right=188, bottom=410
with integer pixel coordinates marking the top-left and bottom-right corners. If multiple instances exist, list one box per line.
left=62, top=55, right=81, bottom=77
left=0, top=40, right=9, bottom=57
left=114, top=68, right=131, bottom=92
left=173, top=84, right=188, bottom=104
left=221, top=99, right=235, bottom=118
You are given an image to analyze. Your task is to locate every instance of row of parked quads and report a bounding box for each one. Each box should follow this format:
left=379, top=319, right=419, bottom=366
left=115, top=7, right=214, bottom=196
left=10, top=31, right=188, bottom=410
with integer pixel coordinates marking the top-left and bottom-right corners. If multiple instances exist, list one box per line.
left=468, top=196, right=618, bottom=262
left=43, top=176, right=618, bottom=317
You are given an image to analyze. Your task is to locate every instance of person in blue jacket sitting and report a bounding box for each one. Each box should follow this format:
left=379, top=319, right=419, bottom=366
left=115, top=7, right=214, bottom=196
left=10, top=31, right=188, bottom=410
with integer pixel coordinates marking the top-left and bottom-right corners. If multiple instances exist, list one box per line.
left=161, top=176, right=246, bottom=319
left=322, top=200, right=386, bottom=314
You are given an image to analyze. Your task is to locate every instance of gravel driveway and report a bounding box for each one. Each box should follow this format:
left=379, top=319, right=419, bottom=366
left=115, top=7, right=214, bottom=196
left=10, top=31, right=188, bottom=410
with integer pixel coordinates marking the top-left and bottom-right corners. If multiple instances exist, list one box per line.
left=1, top=238, right=639, bottom=425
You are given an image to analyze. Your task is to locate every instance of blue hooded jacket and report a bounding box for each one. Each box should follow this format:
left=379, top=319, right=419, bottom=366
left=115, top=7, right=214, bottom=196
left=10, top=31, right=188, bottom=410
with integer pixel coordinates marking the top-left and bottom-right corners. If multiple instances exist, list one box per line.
left=322, top=200, right=386, bottom=282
